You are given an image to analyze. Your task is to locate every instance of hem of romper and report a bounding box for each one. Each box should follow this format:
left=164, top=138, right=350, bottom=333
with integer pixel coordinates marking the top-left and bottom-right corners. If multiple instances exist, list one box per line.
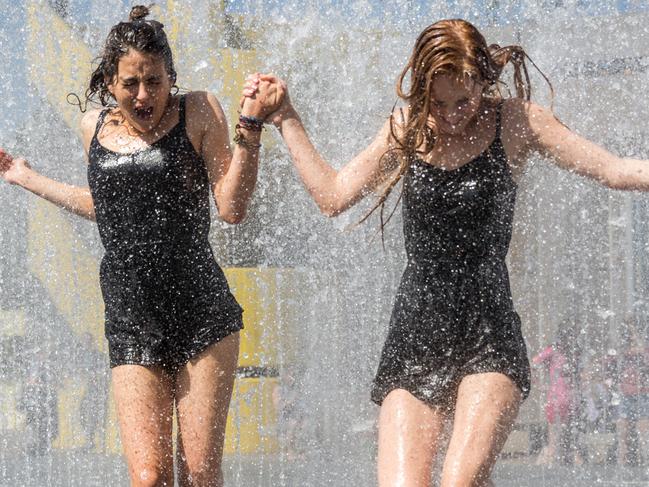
left=371, top=366, right=530, bottom=408
left=108, top=317, right=244, bottom=371
left=182, top=316, right=244, bottom=364
left=370, top=381, right=456, bottom=409
left=460, top=364, right=531, bottom=401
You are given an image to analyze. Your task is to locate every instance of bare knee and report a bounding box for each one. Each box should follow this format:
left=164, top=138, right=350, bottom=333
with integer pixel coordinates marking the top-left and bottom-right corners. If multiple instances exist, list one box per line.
left=440, top=460, right=493, bottom=487
left=180, top=470, right=223, bottom=487
left=129, top=464, right=174, bottom=487
left=179, top=453, right=224, bottom=487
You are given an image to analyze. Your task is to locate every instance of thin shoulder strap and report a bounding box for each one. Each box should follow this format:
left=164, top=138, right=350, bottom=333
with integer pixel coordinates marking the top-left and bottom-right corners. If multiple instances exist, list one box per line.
left=494, top=101, right=504, bottom=140
left=178, top=95, right=187, bottom=127
left=93, top=109, right=110, bottom=139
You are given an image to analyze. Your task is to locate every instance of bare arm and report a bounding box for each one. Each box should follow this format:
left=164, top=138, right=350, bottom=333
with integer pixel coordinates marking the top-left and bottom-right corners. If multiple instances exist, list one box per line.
left=0, top=111, right=98, bottom=220
left=194, top=84, right=283, bottom=224
left=195, top=92, right=257, bottom=224
left=277, top=108, right=399, bottom=216
left=246, top=74, right=400, bottom=217
left=507, top=99, right=649, bottom=190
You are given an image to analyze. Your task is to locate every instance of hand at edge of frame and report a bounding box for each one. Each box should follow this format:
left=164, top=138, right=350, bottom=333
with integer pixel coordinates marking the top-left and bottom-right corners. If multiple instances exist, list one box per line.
left=0, top=147, right=31, bottom=186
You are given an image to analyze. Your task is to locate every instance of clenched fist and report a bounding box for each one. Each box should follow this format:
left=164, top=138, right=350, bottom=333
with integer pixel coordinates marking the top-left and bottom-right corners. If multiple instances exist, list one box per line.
left=0, top=148, right=31, bottom=186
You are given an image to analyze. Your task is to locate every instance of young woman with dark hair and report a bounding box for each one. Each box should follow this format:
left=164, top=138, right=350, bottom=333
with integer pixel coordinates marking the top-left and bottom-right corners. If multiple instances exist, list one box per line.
left=0, top=6, right=282, bottom=486
left=244, top=18, right=649, bottom=487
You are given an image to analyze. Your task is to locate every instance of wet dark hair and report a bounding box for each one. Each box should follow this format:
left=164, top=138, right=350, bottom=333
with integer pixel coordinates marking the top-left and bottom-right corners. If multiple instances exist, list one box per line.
left=73, top=5, right=177, bottom=110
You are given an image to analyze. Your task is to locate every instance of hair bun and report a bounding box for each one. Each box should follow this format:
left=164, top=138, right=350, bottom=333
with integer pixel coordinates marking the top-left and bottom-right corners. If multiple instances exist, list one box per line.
left=129, top=5, right=150, bottom=22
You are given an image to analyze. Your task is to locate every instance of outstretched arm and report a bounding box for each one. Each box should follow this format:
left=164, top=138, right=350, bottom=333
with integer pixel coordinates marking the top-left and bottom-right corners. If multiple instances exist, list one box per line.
left=246, top=75, right=401, bottom=217
left=0, top=111, right=99, bottom=220
left=508, top=99, right=649, bottom=190
left=278, top=107, right=400, bottom=217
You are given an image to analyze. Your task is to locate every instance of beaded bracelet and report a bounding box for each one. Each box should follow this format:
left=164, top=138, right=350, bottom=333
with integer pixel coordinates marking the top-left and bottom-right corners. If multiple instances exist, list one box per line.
left=233, top=128, right=262, bottom=150
left=238, top=120, right=262, bottom=132
left=238, top=114, right=264, bottom=132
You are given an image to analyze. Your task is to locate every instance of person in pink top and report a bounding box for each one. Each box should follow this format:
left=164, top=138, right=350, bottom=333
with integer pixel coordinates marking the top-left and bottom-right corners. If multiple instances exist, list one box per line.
left=533, top=322, right=583, bottom=465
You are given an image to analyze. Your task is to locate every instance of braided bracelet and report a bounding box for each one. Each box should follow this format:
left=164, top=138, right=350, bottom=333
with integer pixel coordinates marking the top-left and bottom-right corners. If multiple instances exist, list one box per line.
left=238, top=114, right=264, bottom=132
left=238, top=121, right=262, bottom=132
left=233, top=129, right=262, bottom=150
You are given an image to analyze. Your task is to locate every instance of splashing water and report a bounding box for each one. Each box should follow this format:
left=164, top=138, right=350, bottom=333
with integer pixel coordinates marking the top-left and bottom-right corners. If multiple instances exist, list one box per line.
left=2, top=1, right=649, bottom=485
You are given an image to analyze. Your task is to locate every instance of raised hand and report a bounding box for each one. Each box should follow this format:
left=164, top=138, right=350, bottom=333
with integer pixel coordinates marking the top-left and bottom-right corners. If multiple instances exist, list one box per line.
left=0, top=148, right=31, bottom=186
left=241, top=74, right=292, bottom=126
left=240, top=72, right=286, bottom=120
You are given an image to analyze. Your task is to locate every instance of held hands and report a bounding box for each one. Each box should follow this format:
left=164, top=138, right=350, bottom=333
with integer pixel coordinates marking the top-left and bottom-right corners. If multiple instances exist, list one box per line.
left=0, top=148, right=31, bottom=186
left=241, top=73, right=293, bottom=127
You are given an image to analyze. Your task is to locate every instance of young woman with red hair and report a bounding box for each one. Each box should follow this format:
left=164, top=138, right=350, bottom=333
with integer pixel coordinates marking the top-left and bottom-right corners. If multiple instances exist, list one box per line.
left=245, top=18, right=649, bottom=487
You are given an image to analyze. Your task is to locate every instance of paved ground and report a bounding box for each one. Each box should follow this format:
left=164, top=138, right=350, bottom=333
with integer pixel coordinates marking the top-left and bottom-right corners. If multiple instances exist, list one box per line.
left=1, top=451, right=649, bottom=486
left=494, top=461, right=649, bottom=486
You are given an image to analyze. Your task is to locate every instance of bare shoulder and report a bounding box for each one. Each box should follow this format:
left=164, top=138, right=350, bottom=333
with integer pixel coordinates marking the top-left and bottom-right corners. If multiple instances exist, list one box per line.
left=184, top=91, right=229, bottom=146
left=80, top=108, right=103, bottom=154
left=391, top=105, right=410, bottom=122
left=183, top=91, right=231, bottom=158
left=184, top=91, right=227, bottom=124
left=495, top=98, right=536, bottom=166
left=384, top=105, right=409, bottom=142
left=501, top=97, right=557, bottom=133
left=367, top=106, right=407, bottom=174
left=501, top=98, right=533, bottom=133
left=80, top=109, right=103, bottom=137
left=391, top=105, right=410, bottom=127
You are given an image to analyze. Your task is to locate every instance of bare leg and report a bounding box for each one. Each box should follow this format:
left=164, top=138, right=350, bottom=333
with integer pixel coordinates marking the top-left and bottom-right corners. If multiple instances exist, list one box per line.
left=440, top=372, right=522, bottom=487
left=112, top=365, right=175, bottom=487
left=175, top=333, right=239, bottom=487
left=377, top=388, right=450, bottom=487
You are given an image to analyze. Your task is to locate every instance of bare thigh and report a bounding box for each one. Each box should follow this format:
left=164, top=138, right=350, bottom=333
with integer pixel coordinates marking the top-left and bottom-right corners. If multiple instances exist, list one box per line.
left=378, top=389, right=451, bottom=487
left=112, top=365, right=175, bottom=487
left=440, top=372, right=522, bottom=487
left=175, top=332, right=239, bottom=487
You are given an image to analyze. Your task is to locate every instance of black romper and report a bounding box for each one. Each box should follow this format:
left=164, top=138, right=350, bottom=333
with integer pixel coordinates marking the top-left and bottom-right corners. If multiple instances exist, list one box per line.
left=87, top=96, right=243, bottom=371
left=371, top=104, right=531, bottom=406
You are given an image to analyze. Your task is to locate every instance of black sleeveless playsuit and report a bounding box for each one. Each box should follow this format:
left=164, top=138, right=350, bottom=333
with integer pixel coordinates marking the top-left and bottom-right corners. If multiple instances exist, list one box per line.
left=371, top=103, right=531, bottom=406
left=87, top=95, right=243, bottom=371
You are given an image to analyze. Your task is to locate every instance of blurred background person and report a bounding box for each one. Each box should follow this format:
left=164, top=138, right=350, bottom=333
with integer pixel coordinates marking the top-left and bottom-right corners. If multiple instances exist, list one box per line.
left=533, top=320, right=585, bottom=465
left=616, top=318, right=649, bottom=466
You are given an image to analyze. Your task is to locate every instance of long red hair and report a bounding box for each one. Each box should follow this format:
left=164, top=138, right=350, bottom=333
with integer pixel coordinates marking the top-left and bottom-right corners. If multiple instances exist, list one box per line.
left=364, top=19, right=551, bottom=234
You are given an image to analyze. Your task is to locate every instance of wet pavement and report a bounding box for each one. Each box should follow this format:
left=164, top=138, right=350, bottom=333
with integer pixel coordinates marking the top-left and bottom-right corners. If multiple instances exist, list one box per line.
left=2, top=450, right=649, bottom=486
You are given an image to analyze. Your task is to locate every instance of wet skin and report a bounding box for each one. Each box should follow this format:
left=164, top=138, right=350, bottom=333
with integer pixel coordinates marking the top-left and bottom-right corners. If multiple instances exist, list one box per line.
left=106, top=49, right=174, bottom=138
left=428, top=73, right=484, bottom=136
left=418, top=74, right=501, bottom=173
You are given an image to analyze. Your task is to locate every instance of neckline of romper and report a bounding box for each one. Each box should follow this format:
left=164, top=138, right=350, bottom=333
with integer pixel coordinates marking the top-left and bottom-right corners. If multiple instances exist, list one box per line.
left=412, top=101, right=504, bottom=174
left=92, top=95, right=186, bottom=157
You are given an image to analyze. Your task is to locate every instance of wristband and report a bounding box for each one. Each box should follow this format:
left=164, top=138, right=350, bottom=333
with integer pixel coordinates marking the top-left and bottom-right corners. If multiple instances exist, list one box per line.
left=233, top=127, right=262, bottom=150
left=238, top=114, right=264, bottom=132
